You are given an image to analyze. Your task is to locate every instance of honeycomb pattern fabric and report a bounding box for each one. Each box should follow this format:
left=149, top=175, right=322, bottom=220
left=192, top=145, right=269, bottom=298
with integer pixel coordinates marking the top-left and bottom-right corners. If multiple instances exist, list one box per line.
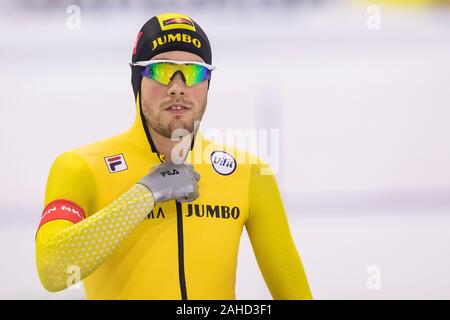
left=36, top=183, right=154, bottom=292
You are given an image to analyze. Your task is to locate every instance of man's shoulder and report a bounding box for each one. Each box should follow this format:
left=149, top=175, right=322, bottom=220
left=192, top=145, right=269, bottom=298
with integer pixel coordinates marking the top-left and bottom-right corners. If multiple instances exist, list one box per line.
left=51, top=131, right=129, bottom=174
left=73, top=131, right=129, bottom=157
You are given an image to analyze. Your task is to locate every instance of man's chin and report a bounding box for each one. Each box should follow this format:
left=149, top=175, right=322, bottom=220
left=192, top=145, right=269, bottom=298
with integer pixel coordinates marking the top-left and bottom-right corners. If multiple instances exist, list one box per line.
left=166, top=121, right=195, bottom=138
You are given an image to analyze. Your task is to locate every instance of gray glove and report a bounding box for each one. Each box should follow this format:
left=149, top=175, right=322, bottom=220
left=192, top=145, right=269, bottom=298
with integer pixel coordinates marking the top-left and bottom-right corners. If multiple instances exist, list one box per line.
left=137, top=162, right=200, bottom=204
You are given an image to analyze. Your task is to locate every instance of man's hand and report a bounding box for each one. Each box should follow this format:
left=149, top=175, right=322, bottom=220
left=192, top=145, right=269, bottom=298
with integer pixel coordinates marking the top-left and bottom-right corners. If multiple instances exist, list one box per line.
left=138, top=162, right=200, bottom=204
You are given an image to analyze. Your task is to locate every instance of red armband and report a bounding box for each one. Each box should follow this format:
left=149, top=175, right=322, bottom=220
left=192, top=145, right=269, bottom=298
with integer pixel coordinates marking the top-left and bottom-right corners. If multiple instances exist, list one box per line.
left=37, top=199, right=86, bottom=230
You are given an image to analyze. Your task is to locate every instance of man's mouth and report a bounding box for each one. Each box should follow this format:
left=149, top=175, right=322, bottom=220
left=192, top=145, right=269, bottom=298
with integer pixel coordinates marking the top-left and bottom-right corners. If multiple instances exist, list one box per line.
left=165, top=104, right=190, bottom=115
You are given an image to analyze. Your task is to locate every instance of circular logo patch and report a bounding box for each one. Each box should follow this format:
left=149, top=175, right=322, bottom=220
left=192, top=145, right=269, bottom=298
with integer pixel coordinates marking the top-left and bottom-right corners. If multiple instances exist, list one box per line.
left=211, top=151, right=237, bottom=176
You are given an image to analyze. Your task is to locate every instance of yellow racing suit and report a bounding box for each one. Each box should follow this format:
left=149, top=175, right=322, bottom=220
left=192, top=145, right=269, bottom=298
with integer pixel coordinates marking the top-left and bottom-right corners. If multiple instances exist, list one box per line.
left=35, top=94, right=312, bottom=300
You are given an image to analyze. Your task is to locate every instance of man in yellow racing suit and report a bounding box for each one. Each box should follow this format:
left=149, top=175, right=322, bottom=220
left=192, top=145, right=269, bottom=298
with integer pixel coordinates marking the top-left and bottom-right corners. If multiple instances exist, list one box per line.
left=35, top=12, right=312, bottom=300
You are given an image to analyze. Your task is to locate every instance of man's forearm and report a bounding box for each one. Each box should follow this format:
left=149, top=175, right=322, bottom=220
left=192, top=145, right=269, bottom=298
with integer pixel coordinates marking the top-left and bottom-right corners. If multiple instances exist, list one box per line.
left=36, top=183, right=154, bottom=292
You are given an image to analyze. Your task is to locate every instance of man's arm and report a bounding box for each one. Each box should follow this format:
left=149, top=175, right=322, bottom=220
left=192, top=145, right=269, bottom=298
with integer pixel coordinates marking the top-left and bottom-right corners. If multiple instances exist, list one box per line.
left=36, top=152, right=199, bottom=292
left=245, top=159, right=313, bottom=300
left=35, top=152, right=157, bottom=292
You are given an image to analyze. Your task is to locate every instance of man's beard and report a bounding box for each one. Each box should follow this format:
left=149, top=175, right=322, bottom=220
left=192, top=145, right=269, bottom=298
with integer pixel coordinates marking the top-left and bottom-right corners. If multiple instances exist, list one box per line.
left=153, top=116, right=195, bottom=139
left=143, top=101, right=206, bottom=139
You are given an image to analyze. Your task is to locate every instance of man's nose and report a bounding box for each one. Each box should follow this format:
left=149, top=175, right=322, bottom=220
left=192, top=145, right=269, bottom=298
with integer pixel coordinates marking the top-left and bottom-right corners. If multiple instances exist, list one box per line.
left=167, top=71, right=186, bottom=97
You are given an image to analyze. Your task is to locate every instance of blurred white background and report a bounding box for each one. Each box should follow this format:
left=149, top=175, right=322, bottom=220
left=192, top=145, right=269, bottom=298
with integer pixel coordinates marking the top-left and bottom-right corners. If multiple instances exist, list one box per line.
left=0, top=0, right=449, bottom=299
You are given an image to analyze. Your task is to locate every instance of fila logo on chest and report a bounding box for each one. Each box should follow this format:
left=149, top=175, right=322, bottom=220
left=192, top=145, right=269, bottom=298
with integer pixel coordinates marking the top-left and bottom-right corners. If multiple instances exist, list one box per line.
left=104, top=154, right=128, bottom=173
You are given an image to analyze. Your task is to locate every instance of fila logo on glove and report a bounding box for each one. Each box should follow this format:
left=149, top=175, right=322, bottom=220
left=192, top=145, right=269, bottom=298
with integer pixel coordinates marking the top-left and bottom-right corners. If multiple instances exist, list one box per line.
left=160, top=169, right=180, bottom=177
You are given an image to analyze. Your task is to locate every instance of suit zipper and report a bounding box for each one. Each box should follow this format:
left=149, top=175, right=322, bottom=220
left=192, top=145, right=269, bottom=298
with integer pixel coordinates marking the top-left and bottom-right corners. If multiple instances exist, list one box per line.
left=176, top=201, right=188, bottom=300
left=139, top=95, right=188, bottom=299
